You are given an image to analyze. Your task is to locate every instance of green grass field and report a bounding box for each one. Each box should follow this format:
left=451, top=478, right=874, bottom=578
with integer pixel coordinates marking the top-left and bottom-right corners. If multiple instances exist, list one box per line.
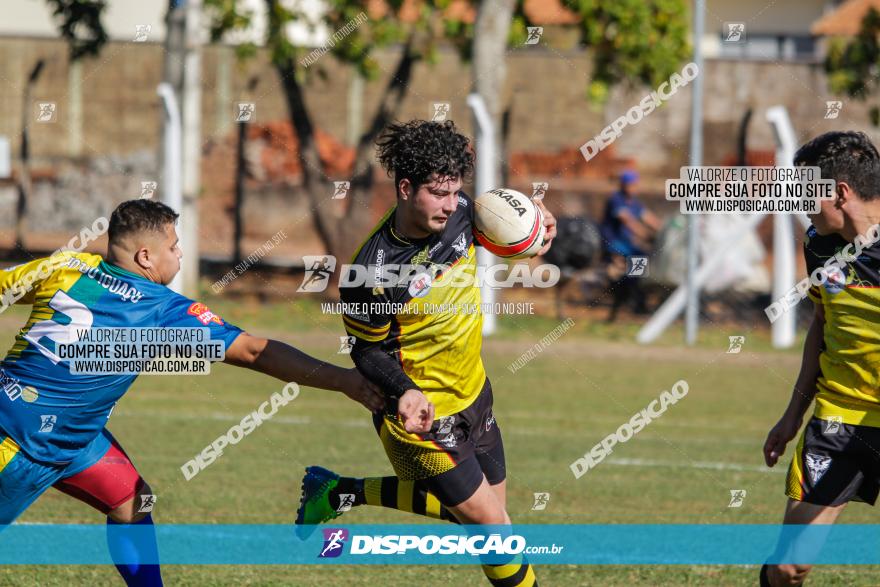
left=1, top=291, right=877, bottom=585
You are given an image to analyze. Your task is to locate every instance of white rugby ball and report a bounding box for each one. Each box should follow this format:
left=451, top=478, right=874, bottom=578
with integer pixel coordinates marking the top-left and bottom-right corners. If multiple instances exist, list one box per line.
left=474, top=188, right=546, bottom=259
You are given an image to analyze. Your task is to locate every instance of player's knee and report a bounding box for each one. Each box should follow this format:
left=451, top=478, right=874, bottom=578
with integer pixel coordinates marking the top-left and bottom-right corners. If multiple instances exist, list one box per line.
left=483, top=510, right=510, bottom=525
left=769, top=563, right=812, bottom=586
left=462, top=504, right=509, bottom=525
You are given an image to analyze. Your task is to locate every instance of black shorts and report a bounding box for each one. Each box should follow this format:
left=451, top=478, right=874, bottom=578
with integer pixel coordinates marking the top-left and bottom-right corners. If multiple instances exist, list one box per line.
left=786, top=416, right=880, bottom=506
left=373, top=378, right=506, bottom=507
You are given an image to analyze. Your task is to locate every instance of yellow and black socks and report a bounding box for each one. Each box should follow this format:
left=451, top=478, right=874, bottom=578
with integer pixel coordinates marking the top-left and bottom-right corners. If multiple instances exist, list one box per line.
left=482, top=554, right=537, bottom=587
left=332, top=476, right=458, bottom=523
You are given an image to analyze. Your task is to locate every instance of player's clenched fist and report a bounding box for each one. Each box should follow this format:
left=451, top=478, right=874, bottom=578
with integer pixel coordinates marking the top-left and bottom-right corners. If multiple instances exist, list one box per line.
left=398, top=389, right=435, bottom=434
left=763, top=412, right=802, bottom=467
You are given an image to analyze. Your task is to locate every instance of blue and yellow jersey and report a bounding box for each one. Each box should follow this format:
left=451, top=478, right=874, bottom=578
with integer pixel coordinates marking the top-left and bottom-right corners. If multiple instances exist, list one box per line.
left=0, top=252, right=242, bottom=464
left=805, top=225, right=880, bottom=427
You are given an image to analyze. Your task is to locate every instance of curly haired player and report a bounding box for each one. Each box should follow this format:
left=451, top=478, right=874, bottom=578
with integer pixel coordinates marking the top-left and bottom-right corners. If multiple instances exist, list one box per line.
left=297, top=120, right=556, bottom=587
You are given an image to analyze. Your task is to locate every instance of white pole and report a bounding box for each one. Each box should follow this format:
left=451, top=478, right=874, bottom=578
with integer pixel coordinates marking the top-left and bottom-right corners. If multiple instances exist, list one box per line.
left=467, top=93, right=497, bottom=336
left=766, top=105, right=798, bottom=348
left=180, top=0, right=202, bottom=298
left=157, top=82, right=183, bottom=294
left=685, top=0, right=706, bottom=345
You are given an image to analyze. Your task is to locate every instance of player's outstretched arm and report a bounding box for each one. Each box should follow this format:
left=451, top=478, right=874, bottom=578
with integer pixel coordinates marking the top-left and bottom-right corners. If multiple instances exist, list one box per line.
left=223, top=332, right=384, bottom=412
left=763, top=302, right=825, bottom=467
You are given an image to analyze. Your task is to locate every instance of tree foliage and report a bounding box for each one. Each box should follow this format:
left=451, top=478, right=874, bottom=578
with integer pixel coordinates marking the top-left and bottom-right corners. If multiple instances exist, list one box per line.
left=825, top=7, right=880, bottom=125
left=560, top=0, right=691, bottom=103
left=45, top=0, right=109, bottom=60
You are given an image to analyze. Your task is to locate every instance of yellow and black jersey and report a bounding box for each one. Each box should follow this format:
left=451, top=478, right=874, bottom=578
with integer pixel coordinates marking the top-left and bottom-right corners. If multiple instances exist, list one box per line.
left=805, top=225, right=880, bottom=427
left=340, top=192, right=486, bottom=419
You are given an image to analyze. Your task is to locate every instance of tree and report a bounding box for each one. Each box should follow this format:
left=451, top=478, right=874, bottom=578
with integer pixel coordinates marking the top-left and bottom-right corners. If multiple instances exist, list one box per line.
left=824, top=7, right=880, bottom=125
left=559, top=0, right=692, bottom=104
left=205, top=0, right=465, bottom=259
left=13, top=2, right=106, bottom=253
left=45, top=0, right=108, bottom=60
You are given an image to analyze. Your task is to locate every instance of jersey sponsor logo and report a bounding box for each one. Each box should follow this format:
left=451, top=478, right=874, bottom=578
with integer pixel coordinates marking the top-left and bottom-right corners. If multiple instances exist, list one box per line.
left=20, top=386, right=38, bottom=403
left=805, top=452, right=832, bottom=485
left=485, top=413, right=496, bottom=432
left=187, top=302, right=225, bottom=325
left=408, top=272, right=433, bottom=298
left=372, top=250, right=385, bottom=296
left=411, top=246, right=430, bottom=266
left=438, top=433, right=457, bottom=448
left=823, top=264, right=847, bottom=295
left=0, top=369, right=22, bottom=402
left=452, top=232, right=468, bottom=257
left=345, top=310, right=370, bottom=322
left=67, top=258, right=145, bottom=303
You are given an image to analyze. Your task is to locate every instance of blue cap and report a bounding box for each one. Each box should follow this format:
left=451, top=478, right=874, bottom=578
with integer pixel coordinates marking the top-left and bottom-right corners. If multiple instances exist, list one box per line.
left=621, top=170, right=639, bottom=185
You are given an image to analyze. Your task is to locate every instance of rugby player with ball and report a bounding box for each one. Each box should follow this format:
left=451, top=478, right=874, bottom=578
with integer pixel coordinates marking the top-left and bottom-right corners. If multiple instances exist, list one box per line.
left=296, top=119, right=556, bottom=587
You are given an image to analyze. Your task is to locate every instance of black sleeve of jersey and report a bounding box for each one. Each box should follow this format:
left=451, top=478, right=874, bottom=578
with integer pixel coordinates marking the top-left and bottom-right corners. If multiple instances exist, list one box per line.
left=350, top=338, right=421, bottom=403
left=339, top=250, right=420, bottom=402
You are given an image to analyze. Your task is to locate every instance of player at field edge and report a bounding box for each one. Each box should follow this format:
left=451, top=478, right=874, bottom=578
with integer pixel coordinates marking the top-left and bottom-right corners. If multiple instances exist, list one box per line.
left=762, top=131, right=880, bottom=586
left=0, top=199, right=383, bottom=586
left=296, top=119, right=556, bottom=587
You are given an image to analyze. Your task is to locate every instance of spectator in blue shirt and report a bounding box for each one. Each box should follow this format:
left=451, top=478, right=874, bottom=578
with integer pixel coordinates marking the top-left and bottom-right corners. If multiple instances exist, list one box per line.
left=599, top=170, right=661, bottom=321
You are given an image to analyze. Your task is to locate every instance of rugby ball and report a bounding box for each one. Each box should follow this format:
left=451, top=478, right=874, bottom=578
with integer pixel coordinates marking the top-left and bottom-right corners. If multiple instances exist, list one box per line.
left=474, top=188, right=546, bottom=259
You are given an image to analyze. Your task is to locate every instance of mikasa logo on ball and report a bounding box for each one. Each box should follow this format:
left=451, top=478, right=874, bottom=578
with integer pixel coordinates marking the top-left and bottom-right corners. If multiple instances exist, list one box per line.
left=487, top=188, right=527, bottom=216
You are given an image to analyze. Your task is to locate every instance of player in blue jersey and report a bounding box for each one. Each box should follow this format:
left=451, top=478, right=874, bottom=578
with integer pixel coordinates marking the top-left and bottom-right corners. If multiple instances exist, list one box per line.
left=0, top=199, right=383, bottom=585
